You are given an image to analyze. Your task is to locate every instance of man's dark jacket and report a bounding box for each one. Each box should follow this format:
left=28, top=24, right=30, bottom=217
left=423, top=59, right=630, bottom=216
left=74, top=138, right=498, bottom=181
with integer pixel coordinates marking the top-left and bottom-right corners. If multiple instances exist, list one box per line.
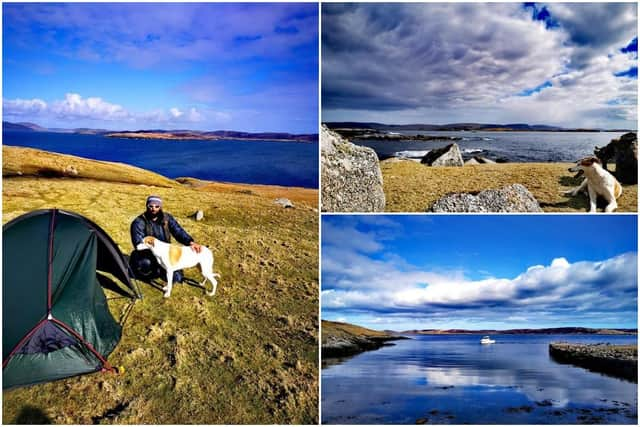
left=130, top=211, right=194, bottom=248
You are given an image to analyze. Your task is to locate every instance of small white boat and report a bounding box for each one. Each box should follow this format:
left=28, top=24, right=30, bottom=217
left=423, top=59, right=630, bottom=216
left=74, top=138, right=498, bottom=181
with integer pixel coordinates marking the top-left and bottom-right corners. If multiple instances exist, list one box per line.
left=480, top=336, right=495, bottom=344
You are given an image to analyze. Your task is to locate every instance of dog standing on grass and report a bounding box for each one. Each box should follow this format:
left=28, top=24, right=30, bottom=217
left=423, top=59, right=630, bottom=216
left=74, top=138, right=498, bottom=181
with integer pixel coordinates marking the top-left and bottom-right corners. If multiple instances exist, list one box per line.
left=565, top=156, right=622, bottom=213
left=137, top=236, right=220, bottom=298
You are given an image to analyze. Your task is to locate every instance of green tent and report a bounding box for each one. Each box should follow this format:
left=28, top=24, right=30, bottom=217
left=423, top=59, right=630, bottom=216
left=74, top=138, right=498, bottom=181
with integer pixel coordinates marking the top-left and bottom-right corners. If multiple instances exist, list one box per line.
left=3, top=209, right=141, bottom=389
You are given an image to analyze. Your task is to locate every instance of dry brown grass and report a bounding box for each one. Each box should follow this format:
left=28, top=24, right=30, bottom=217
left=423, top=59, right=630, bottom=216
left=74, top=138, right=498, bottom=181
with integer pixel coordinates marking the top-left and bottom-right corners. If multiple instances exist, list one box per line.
left=3, top=149, right=318, bottom=424
left=177, top=177, right=318, bottom=207
left=381, top=159, right=638, bottom=212
left=3, top=145, right=178, bottom=188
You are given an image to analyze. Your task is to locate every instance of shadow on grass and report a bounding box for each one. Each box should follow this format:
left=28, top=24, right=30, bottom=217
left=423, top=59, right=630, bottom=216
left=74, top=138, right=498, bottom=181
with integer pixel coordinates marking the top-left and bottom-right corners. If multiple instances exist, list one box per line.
left=136, top=277, right=207, bottom=295
left=14, top=405, right=52, bottom=424
left=559, top=175, right=583, bottom=187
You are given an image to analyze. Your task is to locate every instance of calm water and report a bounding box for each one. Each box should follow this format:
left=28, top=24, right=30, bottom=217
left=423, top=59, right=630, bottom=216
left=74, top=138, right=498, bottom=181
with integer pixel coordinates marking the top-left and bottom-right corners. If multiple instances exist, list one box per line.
left=2, top=130, right=319, bottom=188
left=353, top=131, right=628, bottom=162
left=322, top=334, right=638, bottom=424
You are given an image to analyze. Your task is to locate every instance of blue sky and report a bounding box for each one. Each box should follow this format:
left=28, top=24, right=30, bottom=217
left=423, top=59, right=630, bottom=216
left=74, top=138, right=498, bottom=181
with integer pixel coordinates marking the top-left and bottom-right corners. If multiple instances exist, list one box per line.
left=322, top=215, right=637, bottom=331
left=3, top=3, right=318, bottom=132
left=322, top=3, right=637, bottom=129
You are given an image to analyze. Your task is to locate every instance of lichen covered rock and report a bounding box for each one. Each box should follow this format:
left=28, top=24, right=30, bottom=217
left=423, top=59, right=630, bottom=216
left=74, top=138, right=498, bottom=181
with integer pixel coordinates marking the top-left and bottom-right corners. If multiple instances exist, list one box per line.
left=321, top=125, right=385, bottom=212
left=430, top=183, right=542, bottom=212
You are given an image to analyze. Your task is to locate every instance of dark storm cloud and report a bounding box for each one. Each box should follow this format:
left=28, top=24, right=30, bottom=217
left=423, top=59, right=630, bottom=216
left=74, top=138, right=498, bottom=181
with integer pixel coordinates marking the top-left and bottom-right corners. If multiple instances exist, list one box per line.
left=322, top=3, right=637, bottom=128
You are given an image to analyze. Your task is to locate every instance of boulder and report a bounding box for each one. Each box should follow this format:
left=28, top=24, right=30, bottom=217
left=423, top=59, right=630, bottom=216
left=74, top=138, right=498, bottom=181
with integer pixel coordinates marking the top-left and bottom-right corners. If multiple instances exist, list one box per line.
left=274, top=198, right=294, bottom=208
left=420, top=143, right=463, bottom=167
left=474, top=156, right=496, bottom=164
left=321, top=124, right=385, bottom=212
left=464, top=156, right=496, bottom=165
left=63, top=165, right=79, bottom=176
left=464, top=157, right=480, bottom=165
left=430, top=184, right=543, bottom=212
left=594, top=132, right=637, bottom=184
left=189, top=210, right=204, bottom=221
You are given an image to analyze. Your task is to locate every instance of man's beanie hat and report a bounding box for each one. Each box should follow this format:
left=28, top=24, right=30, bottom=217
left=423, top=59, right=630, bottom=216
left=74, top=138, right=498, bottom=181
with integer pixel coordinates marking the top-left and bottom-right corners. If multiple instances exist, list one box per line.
left=146, top=195, right=163, bottom=207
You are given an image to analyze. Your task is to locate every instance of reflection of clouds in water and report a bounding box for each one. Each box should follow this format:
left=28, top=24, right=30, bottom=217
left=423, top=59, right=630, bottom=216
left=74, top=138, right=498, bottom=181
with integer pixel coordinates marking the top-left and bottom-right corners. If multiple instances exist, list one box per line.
left=323, top=337, right=638, bottom=424
left=391, top=357, right=632, bottom=408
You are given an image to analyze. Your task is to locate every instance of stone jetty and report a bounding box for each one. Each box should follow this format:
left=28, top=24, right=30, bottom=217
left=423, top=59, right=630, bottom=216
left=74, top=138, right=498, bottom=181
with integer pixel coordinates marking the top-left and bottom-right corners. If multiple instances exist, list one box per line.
left=549, top=342, right=637, bottom=382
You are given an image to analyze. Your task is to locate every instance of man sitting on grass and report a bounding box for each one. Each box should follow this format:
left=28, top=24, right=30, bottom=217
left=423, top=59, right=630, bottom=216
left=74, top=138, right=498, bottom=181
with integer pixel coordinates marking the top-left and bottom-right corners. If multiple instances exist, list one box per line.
left=129, top=195, right=202, bottom=284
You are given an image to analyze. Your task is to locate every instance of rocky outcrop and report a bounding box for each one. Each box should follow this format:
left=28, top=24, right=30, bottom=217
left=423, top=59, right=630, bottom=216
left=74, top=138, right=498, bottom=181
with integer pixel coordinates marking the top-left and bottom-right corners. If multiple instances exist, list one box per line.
left=323, top=335, right=402, bottom=359
left=430, top=184, right=543, bottom=212
left=464, top=157, right=480, bottom=165
left=549, top=342, right=637, bottom=382
left=420, top=143, right=464, bottom=167
left=274, top=198, right=294, bottom=208
left=321, top=124, right=385, bottom=212
left=594, top=132, right=637, bottom=184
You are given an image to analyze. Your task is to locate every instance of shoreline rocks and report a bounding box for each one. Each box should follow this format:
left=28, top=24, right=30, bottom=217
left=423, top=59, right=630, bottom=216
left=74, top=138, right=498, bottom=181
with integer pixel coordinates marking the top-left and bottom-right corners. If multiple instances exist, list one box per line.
left=322, top=335, right=407, bottom=359
left=420, top=143, right=464, bottom=167
left=321, top=124, right=385, bottom=212
left=549, top=342, right=637, bottom=382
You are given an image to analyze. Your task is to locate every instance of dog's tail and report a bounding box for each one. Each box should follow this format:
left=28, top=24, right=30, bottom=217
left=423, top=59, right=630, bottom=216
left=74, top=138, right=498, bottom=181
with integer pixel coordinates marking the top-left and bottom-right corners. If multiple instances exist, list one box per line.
left=615, top=181, right=622, bottom=198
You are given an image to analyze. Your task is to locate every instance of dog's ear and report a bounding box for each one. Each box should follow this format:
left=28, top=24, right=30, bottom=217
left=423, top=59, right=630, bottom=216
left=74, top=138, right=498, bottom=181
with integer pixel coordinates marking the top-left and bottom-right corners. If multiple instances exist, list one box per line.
left=580, top=157, right=598, bottom=166
left=144, top=236, right=155, bottom=247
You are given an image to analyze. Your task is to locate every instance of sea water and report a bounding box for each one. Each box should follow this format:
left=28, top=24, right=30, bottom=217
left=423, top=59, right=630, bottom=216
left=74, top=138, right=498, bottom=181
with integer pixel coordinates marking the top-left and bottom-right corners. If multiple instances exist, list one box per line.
left=322, top=334, right=637, bottom=424
left=352, top=131, right=628, bottom=162
left=2, top=130, right=319, bottom=188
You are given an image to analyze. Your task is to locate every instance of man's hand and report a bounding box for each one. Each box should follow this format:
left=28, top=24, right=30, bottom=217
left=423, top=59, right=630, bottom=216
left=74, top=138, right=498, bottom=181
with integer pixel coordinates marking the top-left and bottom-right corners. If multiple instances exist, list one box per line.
left=190, top=242, right=202, bottom=253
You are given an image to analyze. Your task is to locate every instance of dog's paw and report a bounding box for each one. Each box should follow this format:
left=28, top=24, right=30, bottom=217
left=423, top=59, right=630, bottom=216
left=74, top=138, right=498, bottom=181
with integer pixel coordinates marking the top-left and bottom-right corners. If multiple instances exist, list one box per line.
left=162, top=286, right=169, bottom=292
left=163, top=291, right=171, bottom=298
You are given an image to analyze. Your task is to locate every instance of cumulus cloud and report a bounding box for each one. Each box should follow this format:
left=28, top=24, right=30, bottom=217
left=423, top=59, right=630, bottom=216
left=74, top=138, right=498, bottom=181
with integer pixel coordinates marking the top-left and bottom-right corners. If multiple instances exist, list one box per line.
left=322, top=218, right=637, bottom=328
left=322, top=3, right=637, bottom=128
left=49, top=93, right=129, bottom=121
left=323, top=253, right=636, bottom=311
left=3, top=98, right=48, bottom=115
left=3, top=93, right=211, bottom=129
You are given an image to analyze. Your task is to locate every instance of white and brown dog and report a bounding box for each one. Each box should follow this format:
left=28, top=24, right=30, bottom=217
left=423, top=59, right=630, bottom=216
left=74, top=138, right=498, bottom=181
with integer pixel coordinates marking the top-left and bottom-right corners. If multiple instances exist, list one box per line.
left=137, top=236, right=220, bottom=298
left=565, top=156, right=622, bottom=213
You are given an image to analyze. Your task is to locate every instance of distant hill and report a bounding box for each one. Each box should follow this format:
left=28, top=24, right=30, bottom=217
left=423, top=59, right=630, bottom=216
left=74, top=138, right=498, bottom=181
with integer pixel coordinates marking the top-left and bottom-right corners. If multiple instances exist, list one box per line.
left=2, top=121, right=318, bottom=142
left=403, top=327, right=637, bottom=335
left=322, top=320, right=407, bottom=359
left=324, top=121, right=631, bottom=132
left=3, top=121, right=40, bottom=131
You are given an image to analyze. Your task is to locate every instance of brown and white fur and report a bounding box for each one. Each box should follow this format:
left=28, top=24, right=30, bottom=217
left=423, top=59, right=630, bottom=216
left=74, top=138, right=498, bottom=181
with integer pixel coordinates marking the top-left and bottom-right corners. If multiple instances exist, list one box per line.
left=137, top=236, right=220, bottom=298
left=565, top=156, right=622, bottom=213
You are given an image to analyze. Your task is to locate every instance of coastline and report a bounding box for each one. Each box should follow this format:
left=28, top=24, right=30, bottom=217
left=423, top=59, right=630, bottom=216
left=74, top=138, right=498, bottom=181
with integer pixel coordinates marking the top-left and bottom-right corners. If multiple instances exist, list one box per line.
left=3, top=145, right=319, bottom=197
left=549, top=343, right=638, bottom=382
left=321, top=320, right=408, bottom=360
left=105, top=132, right=317, bottom=143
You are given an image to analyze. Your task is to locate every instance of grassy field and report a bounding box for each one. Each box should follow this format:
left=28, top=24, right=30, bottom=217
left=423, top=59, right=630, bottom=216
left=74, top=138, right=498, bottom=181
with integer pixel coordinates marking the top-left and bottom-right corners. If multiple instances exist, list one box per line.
left=3, top=147, right=319, bottom=424
left=380, top=159, right=638, bottom=213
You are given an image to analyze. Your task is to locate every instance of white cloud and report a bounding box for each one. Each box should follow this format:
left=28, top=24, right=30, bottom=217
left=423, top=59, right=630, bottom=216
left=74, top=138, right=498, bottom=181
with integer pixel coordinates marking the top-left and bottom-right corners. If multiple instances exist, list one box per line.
left=51, top=93, right=129, bottom=120
left=323, top=217, right=637, bottom=329
left=3, top=98, right=48, bottom=115
left=4, top=93, right=210, bottom=128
